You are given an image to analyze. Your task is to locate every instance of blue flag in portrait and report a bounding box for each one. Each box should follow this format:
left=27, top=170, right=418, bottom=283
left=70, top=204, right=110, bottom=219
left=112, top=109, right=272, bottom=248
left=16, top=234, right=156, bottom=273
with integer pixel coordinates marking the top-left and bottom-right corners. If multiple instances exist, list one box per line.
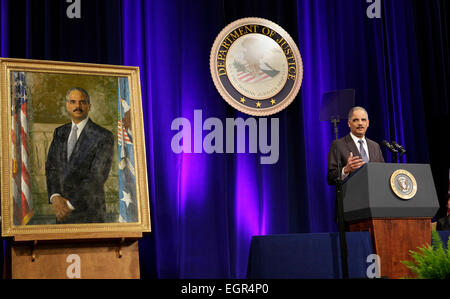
left=117, top=77, right=137, bottom=222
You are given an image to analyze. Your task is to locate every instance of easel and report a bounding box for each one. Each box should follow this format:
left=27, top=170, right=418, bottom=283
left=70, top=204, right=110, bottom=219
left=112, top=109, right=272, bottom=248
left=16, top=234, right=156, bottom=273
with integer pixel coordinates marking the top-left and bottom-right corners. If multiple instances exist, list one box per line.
left=6, top=231, right=142, bottom=279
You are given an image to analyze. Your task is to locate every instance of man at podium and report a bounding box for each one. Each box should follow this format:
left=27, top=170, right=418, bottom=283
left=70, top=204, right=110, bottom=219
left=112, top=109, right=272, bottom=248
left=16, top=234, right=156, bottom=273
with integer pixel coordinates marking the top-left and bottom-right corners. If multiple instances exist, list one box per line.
left=327, top=106, right=385, bottom=185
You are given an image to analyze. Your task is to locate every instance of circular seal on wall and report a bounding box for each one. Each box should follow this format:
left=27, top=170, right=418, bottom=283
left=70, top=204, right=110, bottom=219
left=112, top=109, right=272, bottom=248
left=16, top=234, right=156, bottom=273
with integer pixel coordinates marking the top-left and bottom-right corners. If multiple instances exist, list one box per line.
left=390, top=169, right=418, bottom=200
left=210, top=18, right=303, bottom=116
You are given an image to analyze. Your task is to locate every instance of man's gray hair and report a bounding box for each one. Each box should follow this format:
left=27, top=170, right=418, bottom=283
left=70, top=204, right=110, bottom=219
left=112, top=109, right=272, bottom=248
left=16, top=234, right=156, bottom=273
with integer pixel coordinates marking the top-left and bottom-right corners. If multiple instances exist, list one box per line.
left=348, top=106, right=368, bottom=120
left=65, top=87, right=90, bottom=104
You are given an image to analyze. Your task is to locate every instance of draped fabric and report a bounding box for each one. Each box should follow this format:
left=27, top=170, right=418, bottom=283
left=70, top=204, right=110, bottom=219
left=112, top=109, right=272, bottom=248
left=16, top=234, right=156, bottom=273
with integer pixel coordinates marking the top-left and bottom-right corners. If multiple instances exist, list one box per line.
left=120, top=0, right=447, bottom=278
left=1, top=0, right=449, bottom=279
left=0, top=0, right=8, bottom=57
left=411, top=0, right=450, bottom=220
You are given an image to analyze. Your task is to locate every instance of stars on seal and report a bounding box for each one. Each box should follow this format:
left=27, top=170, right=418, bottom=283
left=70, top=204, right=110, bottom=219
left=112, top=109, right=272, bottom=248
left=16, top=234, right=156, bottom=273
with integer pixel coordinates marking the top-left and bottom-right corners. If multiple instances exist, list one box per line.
left=238, top=99, right=278, bottom=108
left=237, top=97, right=280, bottom=109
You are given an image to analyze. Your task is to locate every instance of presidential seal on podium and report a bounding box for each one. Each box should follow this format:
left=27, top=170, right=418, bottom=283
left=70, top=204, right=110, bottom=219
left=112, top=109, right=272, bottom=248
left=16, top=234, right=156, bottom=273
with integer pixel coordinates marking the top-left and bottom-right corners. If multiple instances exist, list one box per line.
left=210, top=17, right=303, bottom=116
left=390, top=169, right=418, bottom=200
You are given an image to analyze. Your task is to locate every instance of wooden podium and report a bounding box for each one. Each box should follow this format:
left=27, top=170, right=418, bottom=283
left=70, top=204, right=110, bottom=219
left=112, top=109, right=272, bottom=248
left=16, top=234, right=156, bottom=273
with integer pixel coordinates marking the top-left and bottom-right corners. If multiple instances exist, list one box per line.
left=6, top=232, right=142, bottom=279
left=348, top=218, right=431, bottom=278
left=343, top=163, right=440, bottom=279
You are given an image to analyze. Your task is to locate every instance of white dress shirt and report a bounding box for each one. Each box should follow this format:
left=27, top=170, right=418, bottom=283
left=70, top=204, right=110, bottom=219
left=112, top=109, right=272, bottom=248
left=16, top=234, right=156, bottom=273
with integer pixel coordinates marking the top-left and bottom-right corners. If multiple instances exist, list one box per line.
left=341, top=133, right=370, bottom=180
left=349, top=132, right=370, bottom=161
left=67, top=117, right=89, bottom=142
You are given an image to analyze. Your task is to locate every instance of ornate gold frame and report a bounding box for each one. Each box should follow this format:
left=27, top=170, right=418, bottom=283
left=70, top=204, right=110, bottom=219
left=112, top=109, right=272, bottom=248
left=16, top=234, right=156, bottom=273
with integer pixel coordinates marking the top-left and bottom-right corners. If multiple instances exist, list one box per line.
left=0, top=58, right=151, bottom=238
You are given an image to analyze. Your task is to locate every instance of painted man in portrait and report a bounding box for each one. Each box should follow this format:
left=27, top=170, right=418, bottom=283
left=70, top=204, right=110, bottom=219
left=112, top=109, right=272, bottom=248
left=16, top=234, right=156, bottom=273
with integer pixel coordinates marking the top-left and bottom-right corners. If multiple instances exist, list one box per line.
left=45, top=87, right=114, bottom=223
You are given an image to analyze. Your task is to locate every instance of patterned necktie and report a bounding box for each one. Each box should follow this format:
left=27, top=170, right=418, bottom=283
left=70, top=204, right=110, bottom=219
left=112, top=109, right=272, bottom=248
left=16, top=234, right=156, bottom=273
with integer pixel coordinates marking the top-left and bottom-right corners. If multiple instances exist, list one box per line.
left=358, top=139, right=369, bottom=163
left=67, top=125, right=78, bottom=161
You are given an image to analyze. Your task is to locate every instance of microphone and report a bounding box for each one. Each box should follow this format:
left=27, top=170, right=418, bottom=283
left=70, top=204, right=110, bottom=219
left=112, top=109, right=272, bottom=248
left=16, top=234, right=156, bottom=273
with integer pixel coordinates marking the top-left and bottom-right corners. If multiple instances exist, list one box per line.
left=381, top=140, right=398, bottom=153
left=391, top=141, right=406, bottom=156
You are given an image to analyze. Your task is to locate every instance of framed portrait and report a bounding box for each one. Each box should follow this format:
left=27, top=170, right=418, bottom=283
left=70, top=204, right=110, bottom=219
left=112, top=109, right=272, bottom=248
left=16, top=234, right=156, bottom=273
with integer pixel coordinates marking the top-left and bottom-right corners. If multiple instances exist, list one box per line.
left=0, top=58, right=151, bottom=238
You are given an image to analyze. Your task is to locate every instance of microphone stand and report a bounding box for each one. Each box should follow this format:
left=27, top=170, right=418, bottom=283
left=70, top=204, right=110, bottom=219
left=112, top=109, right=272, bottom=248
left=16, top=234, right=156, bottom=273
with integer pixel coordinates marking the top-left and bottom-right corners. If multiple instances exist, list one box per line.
left=391, top=141, right=406, bottom=162
left=331, top=116, right=349, bottom=279
left=382, top=141, right=399, bottom=163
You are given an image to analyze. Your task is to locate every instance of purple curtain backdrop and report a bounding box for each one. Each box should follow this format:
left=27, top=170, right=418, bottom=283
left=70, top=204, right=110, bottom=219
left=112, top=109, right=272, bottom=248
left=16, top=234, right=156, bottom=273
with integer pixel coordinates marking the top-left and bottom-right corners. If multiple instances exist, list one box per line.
left=122, top=0, right=292, bottom=279
left=1, top=0, right=8, bottom=57
left=121, top=0, right=433, bottom=278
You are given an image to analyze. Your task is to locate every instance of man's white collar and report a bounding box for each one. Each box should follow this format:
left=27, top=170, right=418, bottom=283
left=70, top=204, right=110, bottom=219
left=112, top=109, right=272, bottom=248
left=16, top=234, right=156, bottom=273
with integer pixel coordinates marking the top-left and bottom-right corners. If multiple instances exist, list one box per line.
left=350, top=132, right=366, bottom=143
left=72, top=117, right=89, bottom=131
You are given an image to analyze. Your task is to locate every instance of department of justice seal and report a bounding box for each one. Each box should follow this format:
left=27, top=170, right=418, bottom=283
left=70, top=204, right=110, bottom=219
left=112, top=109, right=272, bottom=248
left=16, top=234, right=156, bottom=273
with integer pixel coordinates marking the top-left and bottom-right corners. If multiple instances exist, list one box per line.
left=390, top=169, right=418, bottom=200
left=210, top=18, right=303, bottom=116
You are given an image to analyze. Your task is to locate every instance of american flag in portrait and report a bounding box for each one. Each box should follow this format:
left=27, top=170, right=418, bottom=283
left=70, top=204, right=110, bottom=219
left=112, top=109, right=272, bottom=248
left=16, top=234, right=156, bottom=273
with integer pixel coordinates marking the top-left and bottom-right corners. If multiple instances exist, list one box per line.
left=11, top=71, right=33, bottom=225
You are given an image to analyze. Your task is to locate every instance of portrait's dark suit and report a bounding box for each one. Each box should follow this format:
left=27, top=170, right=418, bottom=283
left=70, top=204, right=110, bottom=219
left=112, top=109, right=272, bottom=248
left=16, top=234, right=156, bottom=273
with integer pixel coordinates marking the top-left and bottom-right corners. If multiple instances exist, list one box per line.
left=327, top=134, right=385, bottom=185
left=45, top=119, right=114, bottom=223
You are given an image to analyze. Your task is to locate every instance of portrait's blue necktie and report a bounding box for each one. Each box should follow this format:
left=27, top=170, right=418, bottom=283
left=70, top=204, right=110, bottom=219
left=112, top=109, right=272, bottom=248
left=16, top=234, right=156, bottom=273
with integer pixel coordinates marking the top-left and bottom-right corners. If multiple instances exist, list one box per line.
left=67, top=125, right=78, bottom=161
left=358, top=139, right=369, bottom=163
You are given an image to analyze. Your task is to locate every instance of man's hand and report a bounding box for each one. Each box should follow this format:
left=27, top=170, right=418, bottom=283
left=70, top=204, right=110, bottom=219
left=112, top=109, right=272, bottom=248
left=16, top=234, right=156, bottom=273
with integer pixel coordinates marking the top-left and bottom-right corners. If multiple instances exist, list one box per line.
left=344, top=152, right=365, bottom=175
left=51, top=196, right=72, bottom=221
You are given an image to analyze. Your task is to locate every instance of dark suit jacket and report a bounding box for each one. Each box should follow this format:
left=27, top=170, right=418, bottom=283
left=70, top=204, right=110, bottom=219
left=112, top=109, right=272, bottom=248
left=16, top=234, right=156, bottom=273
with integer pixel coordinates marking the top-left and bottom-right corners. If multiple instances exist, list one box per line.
left=45, top=119, right=114, bottom=223
left=327, top=134, right=385, bottom=185
left=437, top=215, right=450, bottom=231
